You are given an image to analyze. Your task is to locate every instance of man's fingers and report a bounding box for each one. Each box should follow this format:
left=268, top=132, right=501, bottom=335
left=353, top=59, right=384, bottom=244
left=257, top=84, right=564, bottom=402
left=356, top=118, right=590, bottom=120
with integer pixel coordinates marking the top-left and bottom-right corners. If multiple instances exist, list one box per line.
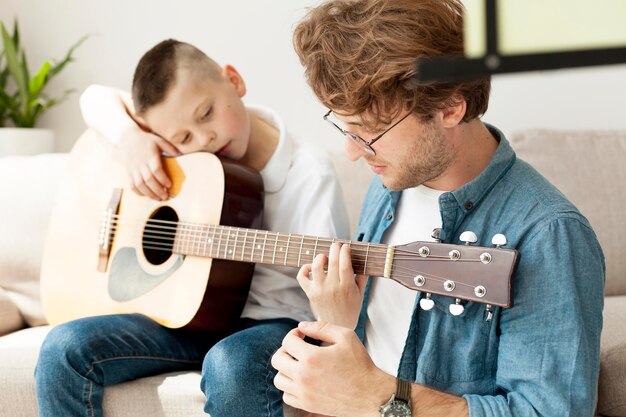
left=296, top=321, right=348, bottom=346
left=281, top=326, right=317, bottom=360
left=355, top=274, right=369, bottom=293
left=296, top=264, right=313, bottom=291
left=328, top=242, right=341, bottom=271
left=338, top=244, right=355, bottom=283
left=311, top=253, right=327, bottom=277
left=271, top=347, right=300, bottom=380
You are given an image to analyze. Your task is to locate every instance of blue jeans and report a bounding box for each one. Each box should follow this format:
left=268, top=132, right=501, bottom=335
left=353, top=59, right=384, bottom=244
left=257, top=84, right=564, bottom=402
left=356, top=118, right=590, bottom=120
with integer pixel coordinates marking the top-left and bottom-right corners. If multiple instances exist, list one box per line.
left=35, top=313, right=296, bottom=417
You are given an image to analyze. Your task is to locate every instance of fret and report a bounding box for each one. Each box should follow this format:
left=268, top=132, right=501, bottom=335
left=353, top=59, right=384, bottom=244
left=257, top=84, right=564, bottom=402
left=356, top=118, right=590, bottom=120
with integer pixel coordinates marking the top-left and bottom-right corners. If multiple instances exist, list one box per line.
left=313, top=236, right=319, bottom=258
left=241, top=229, right=247, bottom=261
left=297, top=235, right=304, bottom=266
left=209, top=226, right=216, bottom=257
left=217, top=227, right=223, bottom=258
left=201, top=224, right=208, bottom=256
left=224, top=227, right=231, bottom=258
left=251, top=230, right=258, bottom=262
left=233, top=228, right=239, bottom=260
left=181, top=223, right=188, bottom=254
left=364, top=242, right=370, bottom=275
left=261, top=231, right=268, bottom=263
left=284, top=234, right=291, bottom=266
left=194, top=223, right=200, bottom=256
left=272, top=232, right=279, bottom=264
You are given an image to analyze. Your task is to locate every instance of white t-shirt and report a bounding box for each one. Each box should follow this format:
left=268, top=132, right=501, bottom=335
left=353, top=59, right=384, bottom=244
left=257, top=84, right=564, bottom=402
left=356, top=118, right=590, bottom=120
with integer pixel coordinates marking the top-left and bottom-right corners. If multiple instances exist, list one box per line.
left=365, top=185, right=443, bottom=375
left=241, top=105, right=350, bottom=322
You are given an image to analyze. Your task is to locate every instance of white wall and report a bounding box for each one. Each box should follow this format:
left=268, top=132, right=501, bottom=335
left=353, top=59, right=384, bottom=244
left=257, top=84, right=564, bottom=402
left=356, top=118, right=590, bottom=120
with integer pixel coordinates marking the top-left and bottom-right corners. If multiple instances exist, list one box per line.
left=2, top=0, right=626, bottom=152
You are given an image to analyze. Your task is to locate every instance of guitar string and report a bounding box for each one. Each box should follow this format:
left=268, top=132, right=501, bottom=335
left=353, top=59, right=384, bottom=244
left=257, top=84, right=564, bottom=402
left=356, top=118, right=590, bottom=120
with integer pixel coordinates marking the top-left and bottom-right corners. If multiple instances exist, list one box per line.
left=108, top=224, right=483, bottom=269
left=106, top=217, right=486, bottom=259
left=104, top=217, right=492, bottom=285
left=108, top=229, right=486, bottom=288
left=105, top=221, right=486, bottom=280
left=119, top=243, right=486, bottom=298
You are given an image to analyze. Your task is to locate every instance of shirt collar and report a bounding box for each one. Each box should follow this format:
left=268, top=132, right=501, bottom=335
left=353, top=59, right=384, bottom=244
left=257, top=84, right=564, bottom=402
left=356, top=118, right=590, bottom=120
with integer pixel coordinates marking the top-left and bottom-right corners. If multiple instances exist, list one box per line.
left=248, top=104, right=292, bottom=193
left=448, top=123, right=516, bottom=211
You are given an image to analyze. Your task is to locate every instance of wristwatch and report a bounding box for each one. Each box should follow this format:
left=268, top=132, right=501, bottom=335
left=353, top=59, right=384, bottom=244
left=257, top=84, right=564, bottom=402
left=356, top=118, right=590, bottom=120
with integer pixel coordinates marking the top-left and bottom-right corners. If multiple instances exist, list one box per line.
left=379, top=378, right=412, bottom=417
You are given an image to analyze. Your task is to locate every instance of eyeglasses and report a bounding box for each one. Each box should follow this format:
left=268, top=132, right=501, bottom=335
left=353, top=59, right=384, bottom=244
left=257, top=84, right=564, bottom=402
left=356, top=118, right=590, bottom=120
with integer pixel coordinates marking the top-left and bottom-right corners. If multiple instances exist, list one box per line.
left=323, top=109, right=412, bottom=155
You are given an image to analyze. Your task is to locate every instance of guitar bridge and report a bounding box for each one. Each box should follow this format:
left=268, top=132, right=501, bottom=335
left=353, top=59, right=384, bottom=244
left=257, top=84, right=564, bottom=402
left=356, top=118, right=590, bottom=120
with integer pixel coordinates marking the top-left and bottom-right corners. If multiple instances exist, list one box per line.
left=97, top=188, right=123, bottom=272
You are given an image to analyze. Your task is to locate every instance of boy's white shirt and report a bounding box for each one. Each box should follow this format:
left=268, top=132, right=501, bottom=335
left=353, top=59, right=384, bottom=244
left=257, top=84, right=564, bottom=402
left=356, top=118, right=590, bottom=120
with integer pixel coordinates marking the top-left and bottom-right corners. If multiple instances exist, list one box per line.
left=230, top=105, right=350, bottom=321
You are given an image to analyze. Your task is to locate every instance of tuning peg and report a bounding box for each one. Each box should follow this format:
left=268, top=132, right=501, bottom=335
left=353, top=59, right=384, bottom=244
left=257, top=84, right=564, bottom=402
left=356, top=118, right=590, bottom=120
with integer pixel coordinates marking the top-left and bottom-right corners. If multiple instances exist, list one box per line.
left=420, top=293, right=435, bottom=311
left=449, top=299, right=465, bottom=316
left=484, top=304, right=493, bottom=321
left=491, top=234, right=507, bottom=248
left=431, top=228, right=442, bottom=242
left=459, top=231, right=478, bottom=245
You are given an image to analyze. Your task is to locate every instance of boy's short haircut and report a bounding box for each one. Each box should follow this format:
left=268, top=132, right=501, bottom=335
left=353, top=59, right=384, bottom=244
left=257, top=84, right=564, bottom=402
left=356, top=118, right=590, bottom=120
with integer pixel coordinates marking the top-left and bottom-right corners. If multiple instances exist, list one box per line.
left=132, top=39, right=220, bottom=115
left=293, top=0, right=490, bottom=127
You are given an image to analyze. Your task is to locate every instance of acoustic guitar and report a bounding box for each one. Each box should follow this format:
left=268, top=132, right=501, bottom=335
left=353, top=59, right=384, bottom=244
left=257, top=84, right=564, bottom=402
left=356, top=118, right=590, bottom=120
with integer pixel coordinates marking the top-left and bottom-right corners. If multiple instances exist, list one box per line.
left=41, top=130, right=518, bottom=332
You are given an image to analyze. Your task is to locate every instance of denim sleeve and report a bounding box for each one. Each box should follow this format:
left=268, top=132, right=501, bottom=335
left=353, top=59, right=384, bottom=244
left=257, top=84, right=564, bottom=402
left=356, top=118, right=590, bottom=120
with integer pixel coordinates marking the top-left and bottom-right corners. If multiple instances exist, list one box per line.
left=463, top=216, right=605, bottom=417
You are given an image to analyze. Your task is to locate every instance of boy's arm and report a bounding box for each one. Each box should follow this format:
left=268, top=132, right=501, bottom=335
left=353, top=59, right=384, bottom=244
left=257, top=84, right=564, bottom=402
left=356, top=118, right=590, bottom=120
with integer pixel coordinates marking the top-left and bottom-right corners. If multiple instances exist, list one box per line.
left=79, top=85, right=180, bottom=200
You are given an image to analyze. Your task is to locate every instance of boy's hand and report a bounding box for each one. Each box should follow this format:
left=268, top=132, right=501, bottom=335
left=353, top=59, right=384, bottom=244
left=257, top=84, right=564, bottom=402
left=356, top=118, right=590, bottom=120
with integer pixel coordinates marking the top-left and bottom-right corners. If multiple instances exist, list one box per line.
left=115, top=128, right=181, bottom=201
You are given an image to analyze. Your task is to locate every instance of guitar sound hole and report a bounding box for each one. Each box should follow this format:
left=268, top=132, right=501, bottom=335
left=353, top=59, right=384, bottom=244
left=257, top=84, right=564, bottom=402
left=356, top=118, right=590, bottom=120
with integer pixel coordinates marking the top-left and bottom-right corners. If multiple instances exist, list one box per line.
left=143, top=206, right=179, bottom=266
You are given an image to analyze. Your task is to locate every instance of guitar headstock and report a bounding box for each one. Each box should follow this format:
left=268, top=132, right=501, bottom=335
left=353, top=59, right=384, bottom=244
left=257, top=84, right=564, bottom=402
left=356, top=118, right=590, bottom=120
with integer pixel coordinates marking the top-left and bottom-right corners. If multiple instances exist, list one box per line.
left=389, top=232, right=518, bottom=316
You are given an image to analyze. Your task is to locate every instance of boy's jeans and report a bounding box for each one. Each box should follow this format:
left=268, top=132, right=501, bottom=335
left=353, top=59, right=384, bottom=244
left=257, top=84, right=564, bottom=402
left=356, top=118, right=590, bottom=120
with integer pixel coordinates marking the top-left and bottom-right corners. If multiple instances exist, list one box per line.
left=35, top=313, right=295, bottom=417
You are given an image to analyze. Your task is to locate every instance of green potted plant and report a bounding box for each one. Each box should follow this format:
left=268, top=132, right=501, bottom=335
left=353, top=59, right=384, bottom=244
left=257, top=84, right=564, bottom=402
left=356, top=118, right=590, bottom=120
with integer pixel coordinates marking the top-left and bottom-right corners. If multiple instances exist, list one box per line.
left=0, top=19, right=87, bottom=156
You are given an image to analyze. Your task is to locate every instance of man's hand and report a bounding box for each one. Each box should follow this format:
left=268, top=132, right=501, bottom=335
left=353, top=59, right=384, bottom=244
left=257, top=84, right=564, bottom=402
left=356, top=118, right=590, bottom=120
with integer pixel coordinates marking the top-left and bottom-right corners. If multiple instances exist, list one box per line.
left=272, top=321, right=394, bottom=417
left=115, top=128, right=181, bottom=201
left=296, top=242, right=368, bottom=329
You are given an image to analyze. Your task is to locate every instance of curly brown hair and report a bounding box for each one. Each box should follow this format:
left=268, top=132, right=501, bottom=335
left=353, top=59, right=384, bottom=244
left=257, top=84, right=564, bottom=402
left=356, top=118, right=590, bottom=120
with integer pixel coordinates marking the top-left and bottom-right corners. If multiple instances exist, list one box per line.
left=293, top=0, right=490, bottom=127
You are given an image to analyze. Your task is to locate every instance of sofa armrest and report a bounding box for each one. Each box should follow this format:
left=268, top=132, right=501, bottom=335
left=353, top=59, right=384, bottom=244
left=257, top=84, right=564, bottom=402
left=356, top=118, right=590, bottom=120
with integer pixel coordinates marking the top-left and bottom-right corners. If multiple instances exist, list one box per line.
left=0, top=288, right=24, bottom=336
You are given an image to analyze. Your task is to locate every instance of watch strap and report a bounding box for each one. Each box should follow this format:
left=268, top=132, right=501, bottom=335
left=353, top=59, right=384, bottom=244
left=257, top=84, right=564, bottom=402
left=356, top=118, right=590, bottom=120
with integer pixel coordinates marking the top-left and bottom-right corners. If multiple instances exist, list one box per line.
left=396, top=378, right=411, bottom=403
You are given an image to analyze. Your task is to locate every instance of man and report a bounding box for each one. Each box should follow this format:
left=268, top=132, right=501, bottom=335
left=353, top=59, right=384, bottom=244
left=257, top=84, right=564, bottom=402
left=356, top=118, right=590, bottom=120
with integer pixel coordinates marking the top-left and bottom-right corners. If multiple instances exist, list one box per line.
left=271, top=1, right=604, bottom=416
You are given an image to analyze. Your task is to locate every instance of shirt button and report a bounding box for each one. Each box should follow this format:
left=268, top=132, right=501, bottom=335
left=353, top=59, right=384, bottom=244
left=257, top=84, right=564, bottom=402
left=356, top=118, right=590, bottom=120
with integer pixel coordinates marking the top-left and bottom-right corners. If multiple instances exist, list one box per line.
left=464, top=201, right=474, bottom=210
left=386, top=213, right=393, bottom=220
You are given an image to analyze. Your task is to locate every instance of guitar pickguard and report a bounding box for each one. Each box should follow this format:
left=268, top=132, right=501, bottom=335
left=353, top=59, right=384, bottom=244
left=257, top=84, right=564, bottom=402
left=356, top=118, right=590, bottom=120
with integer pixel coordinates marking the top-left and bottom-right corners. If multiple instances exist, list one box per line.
left=108, top=247, right=184, bottom=301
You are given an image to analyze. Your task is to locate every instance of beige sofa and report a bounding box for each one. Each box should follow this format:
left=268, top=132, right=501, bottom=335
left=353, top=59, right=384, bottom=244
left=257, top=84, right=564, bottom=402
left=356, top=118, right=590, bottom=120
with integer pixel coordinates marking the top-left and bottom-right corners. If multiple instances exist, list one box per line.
left=0, top=129, right=624, bottom=416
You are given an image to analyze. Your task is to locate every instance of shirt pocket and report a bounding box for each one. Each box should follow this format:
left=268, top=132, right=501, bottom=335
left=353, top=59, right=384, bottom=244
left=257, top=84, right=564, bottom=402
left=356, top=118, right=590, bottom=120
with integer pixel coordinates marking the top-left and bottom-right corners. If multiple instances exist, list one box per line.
left=415, top=296, right=497, bottom=385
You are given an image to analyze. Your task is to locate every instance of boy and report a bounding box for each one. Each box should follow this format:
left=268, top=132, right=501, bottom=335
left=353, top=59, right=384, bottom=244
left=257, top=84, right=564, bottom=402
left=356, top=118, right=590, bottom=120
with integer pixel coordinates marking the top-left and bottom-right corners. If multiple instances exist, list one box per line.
left=272, top=1, right=604, bottom=416
left=35, top=39, right=349, bottom=417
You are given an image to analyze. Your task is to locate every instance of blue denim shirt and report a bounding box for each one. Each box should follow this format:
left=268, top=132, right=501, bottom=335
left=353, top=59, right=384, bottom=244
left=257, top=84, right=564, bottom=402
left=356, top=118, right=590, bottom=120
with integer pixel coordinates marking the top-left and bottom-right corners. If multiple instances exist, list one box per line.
left=354, top=126, right=604, bottom=417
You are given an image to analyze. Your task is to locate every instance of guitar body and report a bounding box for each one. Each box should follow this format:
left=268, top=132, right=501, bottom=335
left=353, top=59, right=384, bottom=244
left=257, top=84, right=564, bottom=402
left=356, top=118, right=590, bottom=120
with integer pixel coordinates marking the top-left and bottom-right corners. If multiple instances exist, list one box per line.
left=40, top=130, right=264, bottom=331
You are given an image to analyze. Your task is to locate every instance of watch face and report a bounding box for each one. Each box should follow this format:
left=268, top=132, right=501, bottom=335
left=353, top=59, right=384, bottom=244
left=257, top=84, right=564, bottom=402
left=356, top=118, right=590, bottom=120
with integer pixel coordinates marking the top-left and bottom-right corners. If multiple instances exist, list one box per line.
left=380, top=400, right=411, bottom=417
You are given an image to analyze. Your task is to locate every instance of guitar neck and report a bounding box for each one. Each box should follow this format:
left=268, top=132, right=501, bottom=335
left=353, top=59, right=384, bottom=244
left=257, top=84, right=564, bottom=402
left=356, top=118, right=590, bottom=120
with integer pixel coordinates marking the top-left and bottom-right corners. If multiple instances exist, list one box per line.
left=172, top=223, right=390, bottom=276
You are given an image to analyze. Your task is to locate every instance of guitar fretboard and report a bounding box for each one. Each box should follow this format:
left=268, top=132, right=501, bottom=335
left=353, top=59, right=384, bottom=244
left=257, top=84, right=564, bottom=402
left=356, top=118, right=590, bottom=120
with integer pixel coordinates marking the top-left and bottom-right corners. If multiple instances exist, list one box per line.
left=172, top=224, right=390, bottom=276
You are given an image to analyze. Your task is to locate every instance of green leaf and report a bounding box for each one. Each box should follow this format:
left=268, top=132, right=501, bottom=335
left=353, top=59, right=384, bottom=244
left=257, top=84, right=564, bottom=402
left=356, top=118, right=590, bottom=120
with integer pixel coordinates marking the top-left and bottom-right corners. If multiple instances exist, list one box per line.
left=29, top=59, right=52, bottom=99
left=49, top=34, right=89, bottom=78
left=1, top=23, right=30, bottom=115
left=1, top=19, right=87, bottom=127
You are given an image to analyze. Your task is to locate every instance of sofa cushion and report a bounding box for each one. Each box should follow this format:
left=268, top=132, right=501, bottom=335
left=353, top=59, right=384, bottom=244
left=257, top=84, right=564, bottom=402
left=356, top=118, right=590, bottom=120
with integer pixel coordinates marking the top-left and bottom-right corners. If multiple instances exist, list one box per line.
left=0, top=325, right=299, bottom=416
left=0, top=153, right=68, bottom=326
left=0, top=287, right=24, bottom=336
left=0, top=325, right=209, bottom=416
left=509, top=130, right=626, bottom=296
left=598, top=296, right=626, bottom=416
